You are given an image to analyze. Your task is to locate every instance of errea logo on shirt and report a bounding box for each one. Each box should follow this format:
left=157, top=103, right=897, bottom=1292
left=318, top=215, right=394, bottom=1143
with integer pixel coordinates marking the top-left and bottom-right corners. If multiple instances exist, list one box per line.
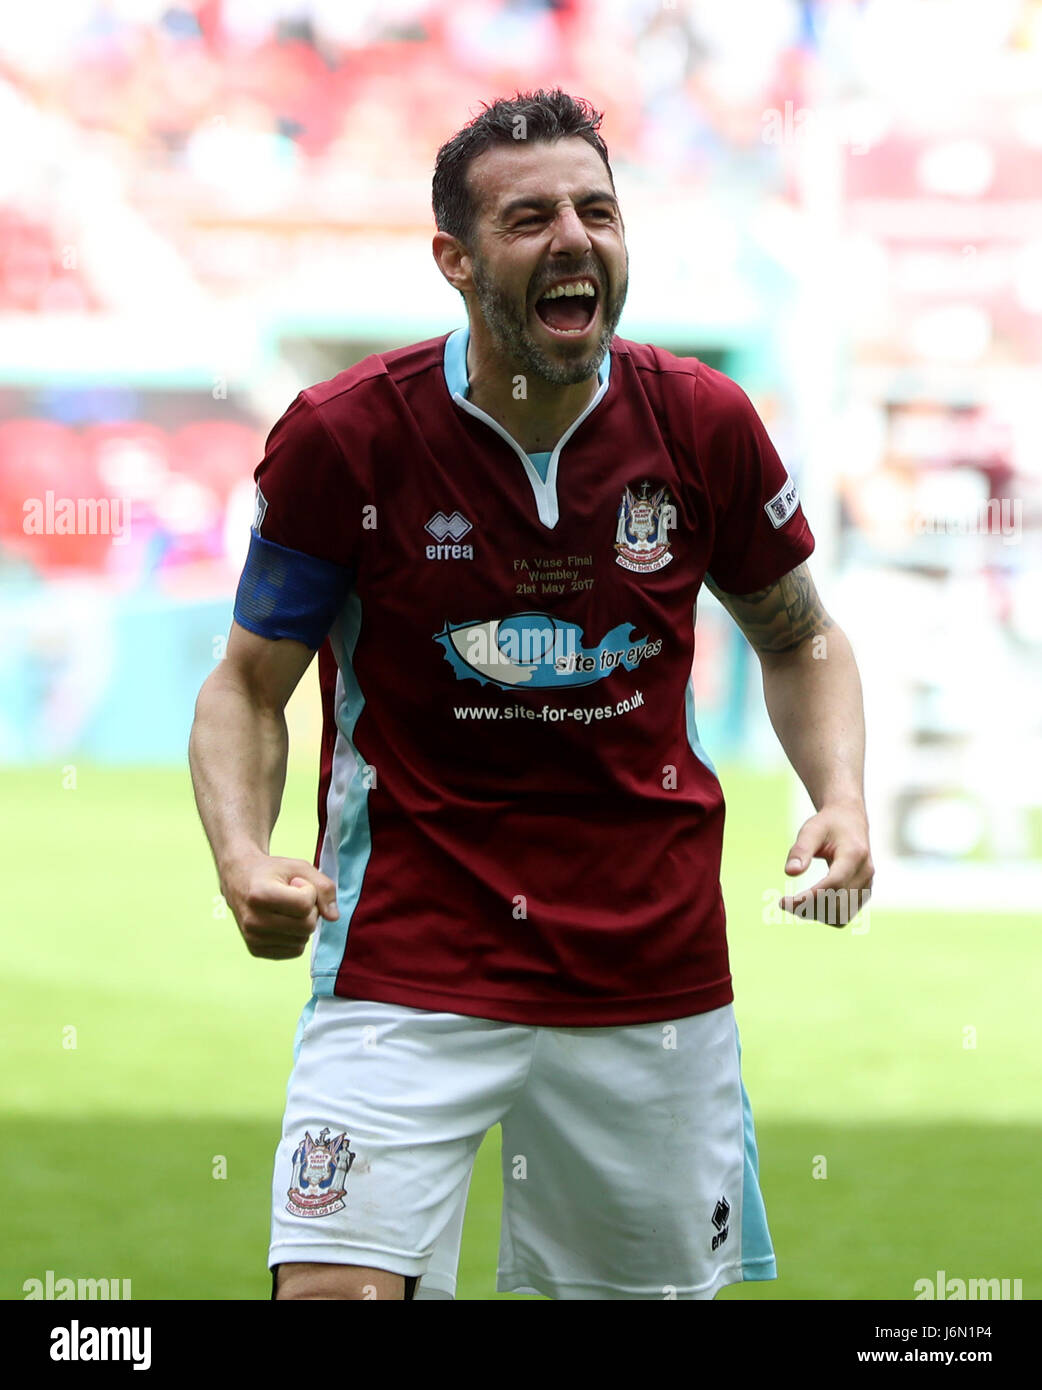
left=426, top=510, right=474, bottom=560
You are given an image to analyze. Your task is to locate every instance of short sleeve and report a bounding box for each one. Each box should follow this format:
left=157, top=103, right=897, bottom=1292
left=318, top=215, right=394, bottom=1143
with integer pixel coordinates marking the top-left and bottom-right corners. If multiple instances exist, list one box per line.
left=698, top=366, right=815, bottom=595
left=233, top=391, right=358, bottom=649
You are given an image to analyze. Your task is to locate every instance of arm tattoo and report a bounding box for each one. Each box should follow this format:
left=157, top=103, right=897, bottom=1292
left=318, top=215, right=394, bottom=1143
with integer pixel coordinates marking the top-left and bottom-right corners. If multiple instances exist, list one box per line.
left=704, top=563, right=833, bottom=655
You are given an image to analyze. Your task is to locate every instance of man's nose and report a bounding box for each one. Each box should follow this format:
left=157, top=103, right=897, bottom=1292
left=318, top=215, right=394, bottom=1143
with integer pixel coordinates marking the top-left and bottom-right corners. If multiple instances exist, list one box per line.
left=549, top=205, right=592, bottom=255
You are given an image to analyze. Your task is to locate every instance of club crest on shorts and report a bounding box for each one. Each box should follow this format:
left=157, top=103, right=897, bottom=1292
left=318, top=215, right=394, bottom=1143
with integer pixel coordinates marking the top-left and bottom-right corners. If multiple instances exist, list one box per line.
left=615, top=481, right=676, bottom=573
left=286, top=1127, right=356, bottom=1218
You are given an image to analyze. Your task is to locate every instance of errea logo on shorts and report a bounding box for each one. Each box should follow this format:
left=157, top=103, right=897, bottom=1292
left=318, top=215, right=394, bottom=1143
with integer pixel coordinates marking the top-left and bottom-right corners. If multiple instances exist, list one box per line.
left=426, top=510, right=474, bottom=560
left=711, top=1196, right=730, bottom=1251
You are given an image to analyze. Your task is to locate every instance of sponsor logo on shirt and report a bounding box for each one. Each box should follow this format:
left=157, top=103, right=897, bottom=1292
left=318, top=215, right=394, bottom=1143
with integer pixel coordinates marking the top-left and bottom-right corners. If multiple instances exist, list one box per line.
left=252, top=485, right=268, bottom=533
left=426, top=510, right=474, bottom=559
left=615, top=481, right=676, bottom=572
left=765, top=474, right=799, bottom=528
left=435, top=611, right=662, bottom=691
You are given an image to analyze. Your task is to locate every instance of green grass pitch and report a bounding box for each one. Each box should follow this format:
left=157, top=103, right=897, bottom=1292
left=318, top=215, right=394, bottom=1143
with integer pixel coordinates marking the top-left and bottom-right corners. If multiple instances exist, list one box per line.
left=1, top=763, right=1038, bottom=1301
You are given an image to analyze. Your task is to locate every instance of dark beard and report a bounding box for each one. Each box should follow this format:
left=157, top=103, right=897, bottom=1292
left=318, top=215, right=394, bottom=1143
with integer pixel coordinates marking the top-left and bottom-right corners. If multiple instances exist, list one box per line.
left=469, top=253, right=628, bottom=387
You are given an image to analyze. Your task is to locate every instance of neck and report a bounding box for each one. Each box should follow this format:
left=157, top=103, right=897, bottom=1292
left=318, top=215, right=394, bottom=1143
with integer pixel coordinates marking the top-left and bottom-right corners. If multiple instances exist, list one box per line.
left=464, top=326, right=599, bottom=454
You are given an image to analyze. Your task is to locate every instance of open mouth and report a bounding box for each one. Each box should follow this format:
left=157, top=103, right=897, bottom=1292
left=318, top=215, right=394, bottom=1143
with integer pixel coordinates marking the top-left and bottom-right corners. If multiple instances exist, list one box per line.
left=533, top=278, right=600, bottom=337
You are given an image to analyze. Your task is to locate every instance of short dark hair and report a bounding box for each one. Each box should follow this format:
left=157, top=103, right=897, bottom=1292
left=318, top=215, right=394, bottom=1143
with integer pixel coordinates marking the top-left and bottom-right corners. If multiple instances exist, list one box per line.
left=432, top=88, right=615, bottom=249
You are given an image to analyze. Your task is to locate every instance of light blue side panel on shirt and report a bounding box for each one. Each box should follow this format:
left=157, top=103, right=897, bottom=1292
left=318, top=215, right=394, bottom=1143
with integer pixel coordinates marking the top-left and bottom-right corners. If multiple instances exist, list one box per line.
left=291, top=994, right=318, bottom=1065
left=685, top=680, right=719, bottom=779
left=312, top=591, right=371, bottom=993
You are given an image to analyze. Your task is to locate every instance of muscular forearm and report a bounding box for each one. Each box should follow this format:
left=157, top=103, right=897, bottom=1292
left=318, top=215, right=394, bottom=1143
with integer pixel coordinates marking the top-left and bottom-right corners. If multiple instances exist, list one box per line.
left=188, top=669, right=290, bottom=888
left=758, top=625, right=866, bottom=812
left=709, top=563, right=873, bottom=916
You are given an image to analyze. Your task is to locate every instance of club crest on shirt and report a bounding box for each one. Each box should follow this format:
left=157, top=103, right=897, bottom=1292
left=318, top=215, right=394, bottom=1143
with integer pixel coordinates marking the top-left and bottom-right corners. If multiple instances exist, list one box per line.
left=615, top=481, right=676, bottom=573
left=286, top=1127, right=356, bottom=1218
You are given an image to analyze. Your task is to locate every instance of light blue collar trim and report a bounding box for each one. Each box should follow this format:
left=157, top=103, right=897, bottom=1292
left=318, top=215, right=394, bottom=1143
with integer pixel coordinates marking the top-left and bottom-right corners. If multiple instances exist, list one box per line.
left=442, top=325, right=610, bottom=399
left=444, top=325, right=470, bottom=398
left=441, top=325, right=612, bottom=531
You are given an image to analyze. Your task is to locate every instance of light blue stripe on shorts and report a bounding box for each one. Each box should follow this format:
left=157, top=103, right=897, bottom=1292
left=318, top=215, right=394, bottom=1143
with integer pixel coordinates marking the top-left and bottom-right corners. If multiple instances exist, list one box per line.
left=735, top=1022, right=777, bottom=1280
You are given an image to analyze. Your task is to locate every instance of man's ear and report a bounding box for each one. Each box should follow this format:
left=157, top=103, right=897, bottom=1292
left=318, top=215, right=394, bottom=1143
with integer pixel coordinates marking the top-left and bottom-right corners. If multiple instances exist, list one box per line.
left=433, top=231, right=472, bottom=296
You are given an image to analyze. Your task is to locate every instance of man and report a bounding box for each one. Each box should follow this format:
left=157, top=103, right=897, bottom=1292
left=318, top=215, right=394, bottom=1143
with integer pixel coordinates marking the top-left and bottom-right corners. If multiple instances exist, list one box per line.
left=189, top=88, right=873, bottom=1301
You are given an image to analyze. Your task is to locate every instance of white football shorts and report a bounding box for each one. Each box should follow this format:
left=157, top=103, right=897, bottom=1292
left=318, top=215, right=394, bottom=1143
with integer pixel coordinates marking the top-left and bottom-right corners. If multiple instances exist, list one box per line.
left=268, top=995, right=776, bottom=1300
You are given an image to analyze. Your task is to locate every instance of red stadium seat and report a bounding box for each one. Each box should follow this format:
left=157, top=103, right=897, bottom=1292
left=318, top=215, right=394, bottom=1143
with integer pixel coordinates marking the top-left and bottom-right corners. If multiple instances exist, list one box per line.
left=84, top=420, right=230, bottom=566
left=0, top=419, right=111, bottom=570
left=0, top=211, right=100, bottom=313
left=169, top=419, right=263, bottom=499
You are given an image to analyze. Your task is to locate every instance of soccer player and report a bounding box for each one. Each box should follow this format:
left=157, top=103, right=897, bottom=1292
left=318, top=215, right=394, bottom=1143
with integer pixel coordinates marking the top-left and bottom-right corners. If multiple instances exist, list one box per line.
left=189, top=89, right=874, bottom=1301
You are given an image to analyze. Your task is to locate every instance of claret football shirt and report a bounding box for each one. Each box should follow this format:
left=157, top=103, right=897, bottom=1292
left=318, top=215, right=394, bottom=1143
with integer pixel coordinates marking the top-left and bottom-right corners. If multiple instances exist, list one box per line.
left=233, top=328, right=815, bottom=1025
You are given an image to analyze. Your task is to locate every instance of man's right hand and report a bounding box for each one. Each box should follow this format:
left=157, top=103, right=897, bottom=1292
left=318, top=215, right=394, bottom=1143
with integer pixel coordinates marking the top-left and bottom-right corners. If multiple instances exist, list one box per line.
left=220, top=852, right=340, bottom=960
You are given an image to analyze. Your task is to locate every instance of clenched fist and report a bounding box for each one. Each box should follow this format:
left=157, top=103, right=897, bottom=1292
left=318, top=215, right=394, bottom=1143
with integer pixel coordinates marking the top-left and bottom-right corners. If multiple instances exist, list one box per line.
left=221, top=851, right=340, bottom=960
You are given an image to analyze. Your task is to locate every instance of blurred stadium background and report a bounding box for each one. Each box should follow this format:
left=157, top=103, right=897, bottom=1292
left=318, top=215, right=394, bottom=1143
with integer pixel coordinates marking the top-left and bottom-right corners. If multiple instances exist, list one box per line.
left=2, top=0, right=1040, bottom=1301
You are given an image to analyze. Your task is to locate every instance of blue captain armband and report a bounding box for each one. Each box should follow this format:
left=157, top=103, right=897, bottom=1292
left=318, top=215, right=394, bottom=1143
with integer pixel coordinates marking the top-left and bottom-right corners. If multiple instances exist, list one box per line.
left=233, top=530, right=354, bottom=650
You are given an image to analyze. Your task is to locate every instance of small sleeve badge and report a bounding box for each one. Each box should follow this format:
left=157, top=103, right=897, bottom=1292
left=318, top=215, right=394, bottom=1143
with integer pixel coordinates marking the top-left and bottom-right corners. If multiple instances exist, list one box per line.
left=252, top=485, right=269, bottom=534
left=764, top=475, right=799, bottom=528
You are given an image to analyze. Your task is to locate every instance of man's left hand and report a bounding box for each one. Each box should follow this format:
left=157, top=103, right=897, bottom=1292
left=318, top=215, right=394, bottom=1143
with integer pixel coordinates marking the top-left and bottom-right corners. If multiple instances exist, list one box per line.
left=778, top=801, right=874, bottom=926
